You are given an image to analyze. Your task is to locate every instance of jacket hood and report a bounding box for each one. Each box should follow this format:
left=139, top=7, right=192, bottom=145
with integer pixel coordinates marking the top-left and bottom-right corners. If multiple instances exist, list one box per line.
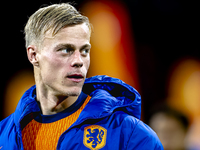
left=14, top=75, right=141, bottom=126
left=83, top=75, right=141, bottom=119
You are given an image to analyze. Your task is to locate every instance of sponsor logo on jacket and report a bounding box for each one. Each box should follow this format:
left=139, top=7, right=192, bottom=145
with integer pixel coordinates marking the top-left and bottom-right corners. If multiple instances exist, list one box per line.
left=83, top=125, right=107, bottom=150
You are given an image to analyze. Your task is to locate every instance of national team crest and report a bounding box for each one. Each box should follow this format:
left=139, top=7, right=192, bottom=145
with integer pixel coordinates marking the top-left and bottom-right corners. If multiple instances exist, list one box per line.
left=83, top=125, right=107, bottom=150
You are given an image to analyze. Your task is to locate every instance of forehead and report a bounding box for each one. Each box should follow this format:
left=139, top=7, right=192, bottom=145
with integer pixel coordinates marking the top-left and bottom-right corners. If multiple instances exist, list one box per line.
left=42, top=23, right=91, bottom=49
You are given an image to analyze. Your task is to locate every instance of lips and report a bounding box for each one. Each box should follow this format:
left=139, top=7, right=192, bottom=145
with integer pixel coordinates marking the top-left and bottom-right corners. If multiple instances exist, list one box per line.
left=67, top=74, right=84, bottom=82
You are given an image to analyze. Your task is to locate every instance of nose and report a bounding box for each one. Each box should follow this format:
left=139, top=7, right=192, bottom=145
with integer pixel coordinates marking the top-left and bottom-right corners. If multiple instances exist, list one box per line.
left=70, top=50, right=83, bottom=68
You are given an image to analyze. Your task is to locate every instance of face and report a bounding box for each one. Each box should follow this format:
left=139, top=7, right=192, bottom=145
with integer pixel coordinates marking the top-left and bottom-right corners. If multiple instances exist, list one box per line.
left=149, top=113, right=186, bottom=150
left=31, top=23, right=91, bottom=96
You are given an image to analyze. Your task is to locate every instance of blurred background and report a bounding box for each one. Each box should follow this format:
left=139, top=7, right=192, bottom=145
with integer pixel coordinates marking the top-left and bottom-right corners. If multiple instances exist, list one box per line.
left=0, top=0, right=199, bottom=149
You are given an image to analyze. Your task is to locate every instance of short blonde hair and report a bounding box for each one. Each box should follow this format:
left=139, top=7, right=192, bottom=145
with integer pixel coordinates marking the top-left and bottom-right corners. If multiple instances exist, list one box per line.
left=24, top=3, right=91, bottom=48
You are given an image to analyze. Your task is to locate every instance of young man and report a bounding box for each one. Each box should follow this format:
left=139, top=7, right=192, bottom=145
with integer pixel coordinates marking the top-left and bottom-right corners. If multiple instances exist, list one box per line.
left=0, top=3, right=163, bottom=150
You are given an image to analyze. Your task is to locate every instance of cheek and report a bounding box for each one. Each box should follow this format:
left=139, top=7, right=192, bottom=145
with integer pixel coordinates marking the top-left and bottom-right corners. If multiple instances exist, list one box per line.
left=40, top=54, right=56, bottom=68
left=84, top=57, right=90, bottom=71
left=39, top=53, right=63, bottom=77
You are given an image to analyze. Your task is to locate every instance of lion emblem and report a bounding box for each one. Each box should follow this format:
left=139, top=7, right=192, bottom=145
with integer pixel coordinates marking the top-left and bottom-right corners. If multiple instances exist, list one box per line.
left=83, top=125, right=107, bottom=150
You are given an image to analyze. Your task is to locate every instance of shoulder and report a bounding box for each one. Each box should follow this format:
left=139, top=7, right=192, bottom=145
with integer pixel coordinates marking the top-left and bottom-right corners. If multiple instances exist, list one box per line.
left=0, top=114, right=15, bottom=138
left=118, top=113, right=163, bottom=150
left=0, top=114, right=19, bottom=149
left=0, top=114, right=13, bottom=129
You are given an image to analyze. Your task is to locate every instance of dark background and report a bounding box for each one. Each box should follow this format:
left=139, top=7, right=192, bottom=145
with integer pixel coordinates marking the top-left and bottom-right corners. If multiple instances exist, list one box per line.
left=0, top=0, right=199, bottom=122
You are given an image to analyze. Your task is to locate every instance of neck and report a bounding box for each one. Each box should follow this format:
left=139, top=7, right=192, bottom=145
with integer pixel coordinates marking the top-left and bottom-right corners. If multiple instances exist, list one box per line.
left=33, top=69, right=79, bottom=115
left=35, top=77, right=78, bottom=115
left=36, top=87, right=78, bottom=115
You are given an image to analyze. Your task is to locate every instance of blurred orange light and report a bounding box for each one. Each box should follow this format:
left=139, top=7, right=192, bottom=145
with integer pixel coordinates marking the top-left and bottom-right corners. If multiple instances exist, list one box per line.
left=3, top=70, right=35, bottom=118
left=81, top=0, right=139, bottom=90
left=167, top=59, right=200, bottom=119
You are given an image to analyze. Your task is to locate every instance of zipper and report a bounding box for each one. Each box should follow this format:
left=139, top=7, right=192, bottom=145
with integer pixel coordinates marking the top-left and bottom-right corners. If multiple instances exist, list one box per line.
left=16, top=100, right=40, bottom=150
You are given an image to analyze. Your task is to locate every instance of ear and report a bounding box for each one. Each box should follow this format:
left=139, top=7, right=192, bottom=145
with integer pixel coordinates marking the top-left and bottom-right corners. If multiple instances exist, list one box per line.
left=27, top=45, right=39, bottom=66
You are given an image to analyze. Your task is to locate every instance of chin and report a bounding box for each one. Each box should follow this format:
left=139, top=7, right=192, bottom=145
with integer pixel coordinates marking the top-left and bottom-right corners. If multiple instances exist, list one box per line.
left=66, top=91, right=81, bottom=96
left=62, top=86, right=82, bottom=97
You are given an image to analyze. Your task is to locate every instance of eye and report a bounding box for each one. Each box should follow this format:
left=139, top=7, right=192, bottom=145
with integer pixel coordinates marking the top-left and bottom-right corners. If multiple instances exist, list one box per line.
left=61, top=48, right=74, bottom=54
left=81, top=49, right=90, bottom=55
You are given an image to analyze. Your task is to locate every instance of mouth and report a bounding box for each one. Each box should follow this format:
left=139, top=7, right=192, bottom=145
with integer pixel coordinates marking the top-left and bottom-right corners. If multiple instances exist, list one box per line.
left=67, top=74, right=84, bottom=82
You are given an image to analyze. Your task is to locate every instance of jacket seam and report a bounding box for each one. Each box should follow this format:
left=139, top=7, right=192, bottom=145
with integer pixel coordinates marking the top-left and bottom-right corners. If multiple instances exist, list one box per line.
left=124, top=120, right=140, bottom=150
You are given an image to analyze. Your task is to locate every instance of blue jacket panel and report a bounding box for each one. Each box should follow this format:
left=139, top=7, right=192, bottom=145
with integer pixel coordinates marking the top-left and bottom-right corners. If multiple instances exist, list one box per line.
left=0, top=75, right=163, bottom=150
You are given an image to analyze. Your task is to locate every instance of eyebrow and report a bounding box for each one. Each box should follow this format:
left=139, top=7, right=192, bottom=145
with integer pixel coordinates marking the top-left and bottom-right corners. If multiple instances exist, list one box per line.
left=54, top=43, right=91, bottom=51
left=80, top=44, right=91, bottom=50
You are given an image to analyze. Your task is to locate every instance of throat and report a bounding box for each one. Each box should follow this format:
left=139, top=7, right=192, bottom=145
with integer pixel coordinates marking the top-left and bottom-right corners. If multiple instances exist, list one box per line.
left=52, top=96, right=78, bottom=113
left=37, top=95, right=78, bottom=115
